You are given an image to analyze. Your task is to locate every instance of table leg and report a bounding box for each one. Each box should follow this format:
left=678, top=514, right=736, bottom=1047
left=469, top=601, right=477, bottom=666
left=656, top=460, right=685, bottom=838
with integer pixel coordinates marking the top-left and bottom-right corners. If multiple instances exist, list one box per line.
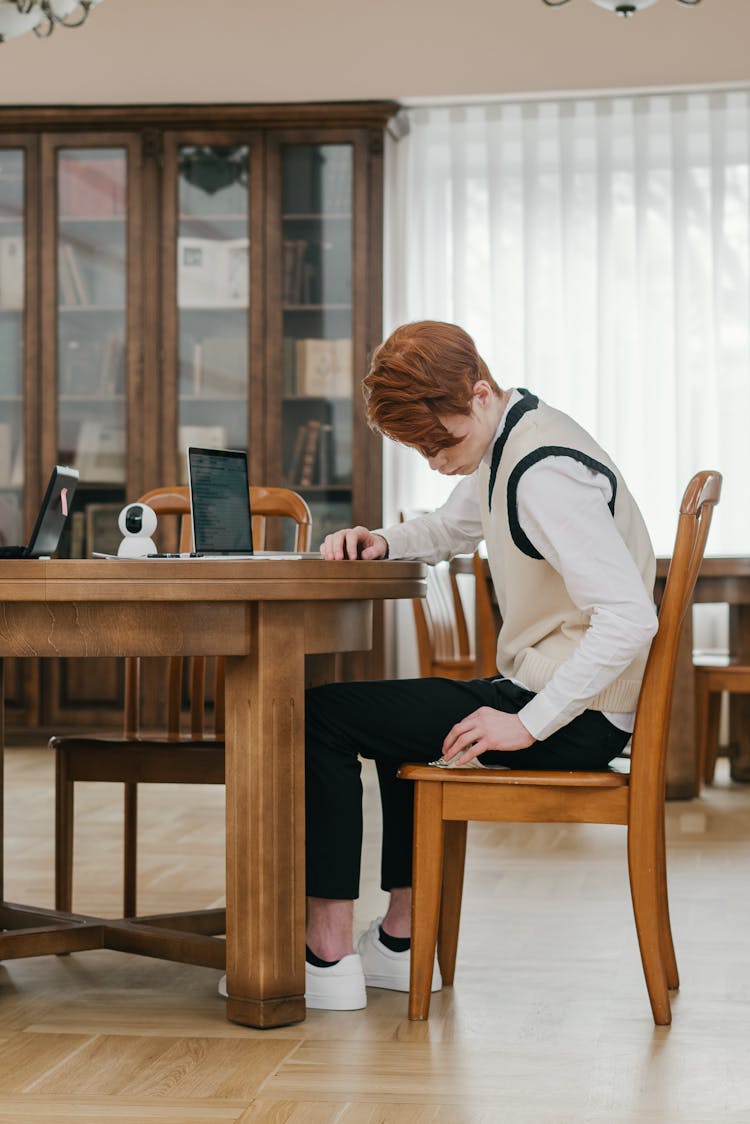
left=729, top=605, right=750, bottom=782
left=223, top=602, right=307, bottom=1028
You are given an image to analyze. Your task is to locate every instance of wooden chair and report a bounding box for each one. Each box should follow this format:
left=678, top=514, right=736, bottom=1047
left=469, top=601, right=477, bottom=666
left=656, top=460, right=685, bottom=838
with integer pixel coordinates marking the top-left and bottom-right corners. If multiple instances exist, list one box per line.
left=51, top=484, right=312, bottom=918
left=399, top=470, right=722, bottom=1025
left=409, top=554, right=499, bottom=679
left=410, top=558, right=475, bottom=679
left=694, top=658, right=750, bottom=786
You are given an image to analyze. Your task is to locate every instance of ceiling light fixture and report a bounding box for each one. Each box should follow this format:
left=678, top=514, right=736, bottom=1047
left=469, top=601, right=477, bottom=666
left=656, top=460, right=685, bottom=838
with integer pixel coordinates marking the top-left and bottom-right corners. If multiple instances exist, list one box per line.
left=542, top=0, right=701, bottom=16
left=0, top=0, right=103, bottom=42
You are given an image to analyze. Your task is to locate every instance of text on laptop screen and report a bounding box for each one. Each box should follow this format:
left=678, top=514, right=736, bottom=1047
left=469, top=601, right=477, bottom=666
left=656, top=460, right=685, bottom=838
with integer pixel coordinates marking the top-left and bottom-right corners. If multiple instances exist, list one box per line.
left=188, top=448, right=254, bottom=554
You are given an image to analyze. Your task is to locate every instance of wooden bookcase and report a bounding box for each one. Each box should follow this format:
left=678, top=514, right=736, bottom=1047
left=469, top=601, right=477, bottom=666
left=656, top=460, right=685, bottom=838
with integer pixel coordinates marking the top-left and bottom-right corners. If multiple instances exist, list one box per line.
left=0, top=102, right=398, bottom=731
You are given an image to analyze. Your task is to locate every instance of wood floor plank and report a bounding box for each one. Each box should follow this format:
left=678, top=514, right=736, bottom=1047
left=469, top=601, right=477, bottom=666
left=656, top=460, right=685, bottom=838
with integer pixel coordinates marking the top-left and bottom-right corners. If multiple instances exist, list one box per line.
left=21, top=1035, right=298, bottom=1099
left=0, top=1096, right=246, bottom=1121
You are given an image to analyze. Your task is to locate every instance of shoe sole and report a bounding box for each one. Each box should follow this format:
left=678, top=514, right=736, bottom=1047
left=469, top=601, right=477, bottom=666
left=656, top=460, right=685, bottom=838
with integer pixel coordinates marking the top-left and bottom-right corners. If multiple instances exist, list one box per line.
left=364, top=971, right=441, bottom=993
left=305, top=991, right=367, bottom=1010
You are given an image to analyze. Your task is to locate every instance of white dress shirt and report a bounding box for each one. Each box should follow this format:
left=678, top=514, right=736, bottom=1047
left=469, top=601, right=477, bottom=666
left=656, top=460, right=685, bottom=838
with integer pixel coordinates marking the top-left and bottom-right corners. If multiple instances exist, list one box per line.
left=379, top=391, right=658, bottom=741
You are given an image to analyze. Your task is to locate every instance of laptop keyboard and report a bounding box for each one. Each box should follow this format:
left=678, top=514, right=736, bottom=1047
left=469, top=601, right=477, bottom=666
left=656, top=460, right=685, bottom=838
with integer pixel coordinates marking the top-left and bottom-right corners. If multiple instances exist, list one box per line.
left=0, top=545, right=28, bottom=559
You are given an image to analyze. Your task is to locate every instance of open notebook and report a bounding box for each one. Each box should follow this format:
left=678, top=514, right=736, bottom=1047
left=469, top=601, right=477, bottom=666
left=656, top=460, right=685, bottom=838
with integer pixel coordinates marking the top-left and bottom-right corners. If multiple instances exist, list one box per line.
left=0, top=465, right=79, bottom=560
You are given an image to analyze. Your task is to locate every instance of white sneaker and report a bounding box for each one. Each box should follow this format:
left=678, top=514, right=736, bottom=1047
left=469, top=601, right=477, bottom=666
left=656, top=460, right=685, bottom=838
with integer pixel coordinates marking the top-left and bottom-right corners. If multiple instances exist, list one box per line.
left=356, top=917, right=442, bottom=993
left=305, top=953, right=367, bottom=1010
left=218, top=955, right=367, bottom=1011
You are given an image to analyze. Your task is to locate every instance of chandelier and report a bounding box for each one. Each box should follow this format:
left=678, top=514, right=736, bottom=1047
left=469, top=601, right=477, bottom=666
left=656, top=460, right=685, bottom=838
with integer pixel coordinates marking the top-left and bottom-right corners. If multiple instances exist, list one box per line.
left=542, top=0, right=702, bottom=15
left=0, top=0, right=103, bottom=42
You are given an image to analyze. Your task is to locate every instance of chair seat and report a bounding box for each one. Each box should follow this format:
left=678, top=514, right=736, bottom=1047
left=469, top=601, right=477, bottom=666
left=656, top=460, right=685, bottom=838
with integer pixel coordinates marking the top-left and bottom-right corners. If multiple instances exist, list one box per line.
left=398, top=764, right=630, bottom=787
left=51, top=735, right=225, bottom=785
left=50, top=734, right=223, bottom=752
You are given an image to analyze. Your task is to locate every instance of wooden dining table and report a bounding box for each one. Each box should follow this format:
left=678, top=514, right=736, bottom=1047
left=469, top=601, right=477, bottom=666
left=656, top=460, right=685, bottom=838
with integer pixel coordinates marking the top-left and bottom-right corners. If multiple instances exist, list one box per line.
left=0, top=556, right=425, bottom=1029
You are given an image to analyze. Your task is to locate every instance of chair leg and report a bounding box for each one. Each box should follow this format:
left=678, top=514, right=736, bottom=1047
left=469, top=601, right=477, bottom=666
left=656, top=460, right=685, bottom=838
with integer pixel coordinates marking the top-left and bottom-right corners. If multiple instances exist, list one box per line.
left=409, top=781, right=445, bottom=1021
left=703, top=690, right=722, bottom=786
left=627, top=820, right=672, bottom=1025
left=54, top=751, right=74, bottom=913
left=437, top=819, right=467, bottom=986
left=655, top=810, right=679, bottom=991
left=123, top=782, right=138, bottom=917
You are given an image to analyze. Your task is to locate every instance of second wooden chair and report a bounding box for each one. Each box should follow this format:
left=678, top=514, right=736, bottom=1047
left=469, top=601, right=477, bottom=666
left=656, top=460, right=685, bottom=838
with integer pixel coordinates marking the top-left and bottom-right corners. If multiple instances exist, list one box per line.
left=409, top=549, right=498, bottom=680
left=51, top=484, right=312, bottom=917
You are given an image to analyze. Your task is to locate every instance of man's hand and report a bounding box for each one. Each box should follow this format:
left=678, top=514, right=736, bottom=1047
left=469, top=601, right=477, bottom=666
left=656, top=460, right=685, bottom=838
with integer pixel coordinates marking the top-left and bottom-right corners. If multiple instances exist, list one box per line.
left=441, top=708, right=536, bottom=766
left=320, top=526, right=389, bottom=561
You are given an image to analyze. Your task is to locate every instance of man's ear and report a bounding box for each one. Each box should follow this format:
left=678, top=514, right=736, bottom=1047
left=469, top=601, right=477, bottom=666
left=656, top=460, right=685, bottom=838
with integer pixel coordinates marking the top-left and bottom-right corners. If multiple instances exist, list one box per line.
left=473, top=380, right=493, bottom=408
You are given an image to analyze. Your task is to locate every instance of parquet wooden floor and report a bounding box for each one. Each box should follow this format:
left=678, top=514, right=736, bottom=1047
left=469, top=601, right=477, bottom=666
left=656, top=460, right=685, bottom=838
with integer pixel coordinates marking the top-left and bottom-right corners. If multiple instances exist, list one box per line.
left=1, top=745, right=749, bottom=1123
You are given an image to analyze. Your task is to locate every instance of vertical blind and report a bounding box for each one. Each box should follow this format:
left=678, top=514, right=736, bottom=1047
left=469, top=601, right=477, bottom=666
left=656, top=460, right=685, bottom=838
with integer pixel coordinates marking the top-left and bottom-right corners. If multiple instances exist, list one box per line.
left=383, top=90, right=750, bottom=560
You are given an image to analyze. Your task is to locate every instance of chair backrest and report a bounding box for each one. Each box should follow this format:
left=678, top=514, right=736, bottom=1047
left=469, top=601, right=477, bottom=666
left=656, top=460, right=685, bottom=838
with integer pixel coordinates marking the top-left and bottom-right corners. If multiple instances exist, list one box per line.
left=124, top=484, right=312, bottom=739
left=629, top=470, right=722, bottom=804
left=399, top=509, right=473, bottom=678
left=413, top=560, right=473, bottom=677
left=472, top=550, right=500, bottom=678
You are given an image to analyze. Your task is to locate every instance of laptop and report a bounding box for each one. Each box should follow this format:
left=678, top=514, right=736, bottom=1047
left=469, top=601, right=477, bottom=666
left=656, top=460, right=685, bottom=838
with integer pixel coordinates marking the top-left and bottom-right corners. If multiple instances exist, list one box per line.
left=145, top=446, right=310, bottom=560
left=0, top=465, right=79, bottom=559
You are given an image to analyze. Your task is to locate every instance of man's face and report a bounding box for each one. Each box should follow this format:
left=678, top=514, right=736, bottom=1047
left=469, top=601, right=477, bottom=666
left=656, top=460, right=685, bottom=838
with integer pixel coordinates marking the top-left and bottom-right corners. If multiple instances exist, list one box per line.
left=425, top=390, right=499, bottom=476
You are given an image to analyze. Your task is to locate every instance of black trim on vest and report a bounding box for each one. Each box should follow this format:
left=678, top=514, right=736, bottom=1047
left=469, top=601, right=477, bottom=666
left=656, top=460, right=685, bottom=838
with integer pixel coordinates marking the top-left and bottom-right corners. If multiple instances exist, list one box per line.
left=507, top=446, right=618, bottom=560
left=488, top=389, right=539, bottom=511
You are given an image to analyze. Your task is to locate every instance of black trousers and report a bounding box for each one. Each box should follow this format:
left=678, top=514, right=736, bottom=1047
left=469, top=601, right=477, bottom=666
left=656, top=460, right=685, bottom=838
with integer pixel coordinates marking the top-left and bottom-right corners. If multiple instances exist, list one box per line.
left=304, top=675, right=631, bottom=900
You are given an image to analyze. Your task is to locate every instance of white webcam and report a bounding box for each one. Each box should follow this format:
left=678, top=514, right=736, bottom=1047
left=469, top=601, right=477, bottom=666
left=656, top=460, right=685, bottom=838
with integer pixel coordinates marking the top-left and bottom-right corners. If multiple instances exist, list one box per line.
left=117, top=502, right=158, bottom=558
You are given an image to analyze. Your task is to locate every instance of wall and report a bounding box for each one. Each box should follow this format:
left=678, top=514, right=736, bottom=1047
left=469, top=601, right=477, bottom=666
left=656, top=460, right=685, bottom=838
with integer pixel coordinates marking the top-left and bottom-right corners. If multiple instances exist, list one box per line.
left=0, top=0, right=747, bottom=106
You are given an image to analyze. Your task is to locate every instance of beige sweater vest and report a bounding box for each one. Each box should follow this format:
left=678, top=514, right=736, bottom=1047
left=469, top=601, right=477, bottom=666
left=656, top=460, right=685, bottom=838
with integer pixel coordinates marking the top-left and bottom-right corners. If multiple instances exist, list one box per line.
left=477, top=391, right=656, bottom=714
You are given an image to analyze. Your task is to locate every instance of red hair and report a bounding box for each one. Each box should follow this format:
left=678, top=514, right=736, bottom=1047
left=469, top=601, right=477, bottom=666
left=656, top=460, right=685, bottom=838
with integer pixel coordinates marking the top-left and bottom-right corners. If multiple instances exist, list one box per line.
left=363, top=321, right=501, bottom=453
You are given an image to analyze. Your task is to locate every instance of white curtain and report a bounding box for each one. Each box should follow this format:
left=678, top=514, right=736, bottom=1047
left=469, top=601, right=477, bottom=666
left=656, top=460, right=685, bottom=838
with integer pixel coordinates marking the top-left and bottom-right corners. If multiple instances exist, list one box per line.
left=384, top=89, right=750, bottom=555
left=383, top=89, right=750, bottom=674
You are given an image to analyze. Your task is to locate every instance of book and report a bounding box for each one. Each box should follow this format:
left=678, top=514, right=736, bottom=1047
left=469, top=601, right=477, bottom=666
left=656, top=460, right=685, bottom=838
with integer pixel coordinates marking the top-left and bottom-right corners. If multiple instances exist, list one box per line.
left=177, top=236, right=249, bottom=308
left=296, top=338, right=352, bottom=397
left=58, top=247, right=77, bottom=306
left=0, top=234, right=24, bottom=309
left=298, top=419, right=322, bottom=487
left=285, top=422, right=308, bottom=484
left=282, top=239, right=307, bottom=304
left=317, top=423, right=334, bottom=486
left=282, top=337, right=297, bottom=395
left=97, top=332, right=125, bottom=395
left=75, top=419, right=126, bottom=483
left=64, top=243, right=89, bottom=305
left=200, top=334, right=247, bottom=395
left=59, top=242, right=89, bottom=306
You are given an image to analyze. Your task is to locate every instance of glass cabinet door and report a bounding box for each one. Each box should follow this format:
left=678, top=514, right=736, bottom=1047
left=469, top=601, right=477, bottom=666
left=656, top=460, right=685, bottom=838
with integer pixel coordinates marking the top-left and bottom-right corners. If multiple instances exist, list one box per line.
left=55, top=146, right=128, bottom=558
left=279, top=143, right=353, bottom=547
left=0, top=147, right=25, bottom=550
left=175, top=144, right=250, bottom=481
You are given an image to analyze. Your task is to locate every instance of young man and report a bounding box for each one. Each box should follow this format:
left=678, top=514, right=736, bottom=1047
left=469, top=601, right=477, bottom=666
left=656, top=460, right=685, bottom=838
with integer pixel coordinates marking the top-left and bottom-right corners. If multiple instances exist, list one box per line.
left=304, top=320, right=658, bottom=1011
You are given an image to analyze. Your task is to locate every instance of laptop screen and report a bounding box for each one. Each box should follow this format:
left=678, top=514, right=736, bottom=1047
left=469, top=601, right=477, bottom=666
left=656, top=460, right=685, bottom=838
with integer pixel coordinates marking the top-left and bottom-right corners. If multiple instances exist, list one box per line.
left=27, top=465, right=79, bottom=558
left=187, top=447, right=254, bottom=555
